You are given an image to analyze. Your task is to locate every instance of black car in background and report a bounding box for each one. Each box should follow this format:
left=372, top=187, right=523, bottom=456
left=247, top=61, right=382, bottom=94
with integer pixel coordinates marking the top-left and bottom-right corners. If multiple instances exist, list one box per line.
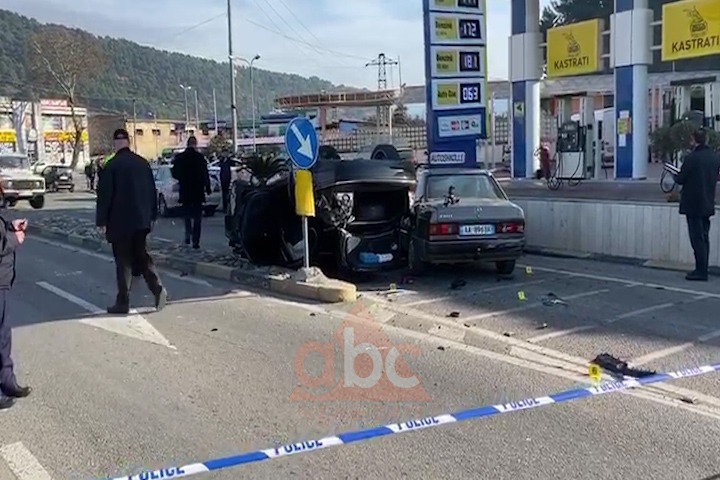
left=42, top=165, right=75, bottom=192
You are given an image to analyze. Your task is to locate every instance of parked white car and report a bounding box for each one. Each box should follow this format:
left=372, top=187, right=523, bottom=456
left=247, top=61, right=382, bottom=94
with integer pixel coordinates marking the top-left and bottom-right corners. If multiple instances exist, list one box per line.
left=152, top=164, right=221, bottom=217
left=0, top=153, right=46, bottom=209
left=207, top=158, right=243, bottom=182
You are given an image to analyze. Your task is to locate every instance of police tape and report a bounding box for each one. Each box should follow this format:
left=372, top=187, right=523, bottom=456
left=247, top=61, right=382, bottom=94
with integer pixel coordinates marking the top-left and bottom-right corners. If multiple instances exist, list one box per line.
left=106, top=363, right=720, bottom=480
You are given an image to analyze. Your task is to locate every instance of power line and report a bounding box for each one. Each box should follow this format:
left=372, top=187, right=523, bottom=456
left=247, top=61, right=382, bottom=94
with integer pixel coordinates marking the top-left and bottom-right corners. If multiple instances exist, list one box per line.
left=241, top=16, right=370, bottom=61
left=159, top=12, right=226, bottom=43
left=276, top=0, right=324, bottom=47
left=257, top=0, right=324, bottom=57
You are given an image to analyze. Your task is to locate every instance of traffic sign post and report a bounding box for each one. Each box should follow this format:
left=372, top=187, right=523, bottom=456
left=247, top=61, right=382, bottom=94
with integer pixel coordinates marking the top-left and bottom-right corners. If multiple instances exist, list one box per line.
left=284, top=117, right=319, bottom=269
left=423, top=0, right=488, bottom=167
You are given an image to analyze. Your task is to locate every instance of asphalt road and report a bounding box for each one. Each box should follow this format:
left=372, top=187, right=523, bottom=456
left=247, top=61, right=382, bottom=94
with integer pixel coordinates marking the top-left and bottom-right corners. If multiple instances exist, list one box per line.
left=1, top=233, right=720, bottom=478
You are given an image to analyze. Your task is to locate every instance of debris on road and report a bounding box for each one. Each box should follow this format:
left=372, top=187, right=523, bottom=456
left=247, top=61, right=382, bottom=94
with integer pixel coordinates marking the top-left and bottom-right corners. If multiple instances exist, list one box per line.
left=447, top=311, right=460, bottom=318
left=591, top=353, right=656, bottom=379
left=541, top=293, right=568, bottom=306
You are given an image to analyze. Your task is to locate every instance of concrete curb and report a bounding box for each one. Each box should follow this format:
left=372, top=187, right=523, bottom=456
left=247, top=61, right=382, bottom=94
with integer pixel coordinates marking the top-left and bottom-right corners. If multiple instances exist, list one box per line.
left=27, top=225, right=358, bottom=303
left=525, top=245, right=720, bottom=277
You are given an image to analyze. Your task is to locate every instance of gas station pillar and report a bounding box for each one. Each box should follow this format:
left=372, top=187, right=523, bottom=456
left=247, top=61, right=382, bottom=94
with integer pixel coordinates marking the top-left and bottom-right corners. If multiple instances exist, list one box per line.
left=509, top=0, right=541, bottom=179
left=611, top=0, right=652, bottom=179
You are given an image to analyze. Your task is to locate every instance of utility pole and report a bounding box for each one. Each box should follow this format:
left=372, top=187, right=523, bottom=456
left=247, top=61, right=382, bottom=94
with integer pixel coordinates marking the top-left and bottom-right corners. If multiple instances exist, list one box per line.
left=365, top=53, right=399, bottom=136
left=194, top=89, right=200, bottom=128
left=132, top=99, right=137, bottom=151
left=227, top=0, right=239, bottom=153
left=212, top=88, right=219, bottom=134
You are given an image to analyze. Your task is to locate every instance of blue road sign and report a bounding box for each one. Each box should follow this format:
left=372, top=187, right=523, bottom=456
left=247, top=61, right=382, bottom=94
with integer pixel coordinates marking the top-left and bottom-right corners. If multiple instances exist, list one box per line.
left=284, top=117, right=319, bottom=170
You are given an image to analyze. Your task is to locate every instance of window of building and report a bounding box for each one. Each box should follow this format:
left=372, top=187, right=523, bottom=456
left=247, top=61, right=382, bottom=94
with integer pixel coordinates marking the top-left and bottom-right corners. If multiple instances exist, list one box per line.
left=135, top=129, right=144, bottom=136
left=152, top=129, right=161, bottom=136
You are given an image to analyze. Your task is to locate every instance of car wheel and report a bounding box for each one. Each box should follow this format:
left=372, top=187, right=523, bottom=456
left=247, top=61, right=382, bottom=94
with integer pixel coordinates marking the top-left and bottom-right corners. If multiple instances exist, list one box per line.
left=204, top=206, right=216, bottom=217
left=69, top=185, right=75, bottom=192
left=29, top=196, right=45, bottom=209
left=496, top=260, right=516, bottom=275
left=158, top=195, right=170, bottom=217
left=407, top=240, right=426, bottom=275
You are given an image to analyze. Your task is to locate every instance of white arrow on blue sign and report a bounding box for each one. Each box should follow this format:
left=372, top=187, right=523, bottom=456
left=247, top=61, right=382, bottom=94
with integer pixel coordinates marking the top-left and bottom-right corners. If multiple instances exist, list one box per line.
left=284, top=117, right=319, bottom=170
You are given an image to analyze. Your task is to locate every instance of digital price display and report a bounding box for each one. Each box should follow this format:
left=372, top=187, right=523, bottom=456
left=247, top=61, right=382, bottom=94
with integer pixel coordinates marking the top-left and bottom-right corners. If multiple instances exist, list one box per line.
left=457, top=0, right=479, bottom=7
left=429, top=13, right=486, bottom=45
left=458, top=19, right=481, bottom=39
left=459, top=51, right=480, bottom=72
left=460, top=82, right=481, bottom=103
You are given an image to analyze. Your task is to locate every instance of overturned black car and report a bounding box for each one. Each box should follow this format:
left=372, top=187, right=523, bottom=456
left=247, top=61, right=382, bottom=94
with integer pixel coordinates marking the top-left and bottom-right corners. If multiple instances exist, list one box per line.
left=224, top=145, right=416, bottom=273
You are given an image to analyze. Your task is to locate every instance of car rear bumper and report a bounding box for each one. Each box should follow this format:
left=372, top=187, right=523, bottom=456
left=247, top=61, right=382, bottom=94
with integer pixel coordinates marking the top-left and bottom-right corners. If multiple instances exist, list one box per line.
left=417, top=237, right=525, bottom=264
left=3, top=190, right=45, bottom=200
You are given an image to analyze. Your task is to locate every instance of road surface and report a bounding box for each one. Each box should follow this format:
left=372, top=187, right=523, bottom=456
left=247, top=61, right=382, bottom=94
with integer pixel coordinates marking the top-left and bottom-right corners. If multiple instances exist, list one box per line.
left=1, top=234, right=720, bottom=479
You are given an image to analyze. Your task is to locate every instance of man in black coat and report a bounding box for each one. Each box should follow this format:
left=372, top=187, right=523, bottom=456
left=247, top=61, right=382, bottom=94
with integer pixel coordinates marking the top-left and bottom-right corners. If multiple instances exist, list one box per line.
left=674, top=127, right=720, bottom=281
left=219, top=155, right=233, bottom=213
left=0, top=215, right=31, bottom=410
left=96, top=129, right=168, bottom=313
left=171, top=136, right=211, bottom=249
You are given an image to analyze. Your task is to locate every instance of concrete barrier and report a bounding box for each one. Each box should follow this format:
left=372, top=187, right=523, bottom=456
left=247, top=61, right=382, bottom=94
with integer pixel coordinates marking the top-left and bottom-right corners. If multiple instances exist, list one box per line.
left=514, top=198, right=719, bottom=269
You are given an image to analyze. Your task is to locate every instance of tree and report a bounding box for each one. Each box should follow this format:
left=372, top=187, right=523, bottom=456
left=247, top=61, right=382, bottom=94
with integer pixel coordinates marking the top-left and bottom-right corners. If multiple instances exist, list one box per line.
left=26, top=26, right=106, bottom=168
left=207, top=133, right=232, bottom=158
left=540, top=0, right=613, bottom=33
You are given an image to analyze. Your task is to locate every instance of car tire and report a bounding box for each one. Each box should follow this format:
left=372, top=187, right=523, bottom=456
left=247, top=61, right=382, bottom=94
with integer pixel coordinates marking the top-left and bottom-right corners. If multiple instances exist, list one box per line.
left=69, top=185, right=75, bottom=192
left=204, top=206, right=216, bottom=217
left=29, top=196, right=45, bottom=209
left=496, top=260, right=516, bottom=275
left=407, top=240, right=426, bottom=275
left=158, top=195, right=170, bottom=217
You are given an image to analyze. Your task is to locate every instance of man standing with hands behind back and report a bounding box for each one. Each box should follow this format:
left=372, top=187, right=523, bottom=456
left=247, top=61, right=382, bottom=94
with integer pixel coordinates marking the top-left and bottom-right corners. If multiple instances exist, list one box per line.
left=96, top=128, right=168, bottom=314
left=0, top=215, right=32, bottom=410
left=172, top=136, right=211, bottom=249
left=674, top=127, right=720, bottom=281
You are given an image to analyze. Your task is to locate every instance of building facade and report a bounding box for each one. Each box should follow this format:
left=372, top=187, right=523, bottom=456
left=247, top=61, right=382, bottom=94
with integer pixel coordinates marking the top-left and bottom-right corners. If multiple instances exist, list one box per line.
left=0, top=97, right=90, bottom=166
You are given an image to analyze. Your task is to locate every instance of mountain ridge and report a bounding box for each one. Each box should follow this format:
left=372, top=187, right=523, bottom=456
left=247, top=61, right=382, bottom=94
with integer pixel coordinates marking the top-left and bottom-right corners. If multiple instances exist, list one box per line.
left=0, top=8, right=352, bottom=120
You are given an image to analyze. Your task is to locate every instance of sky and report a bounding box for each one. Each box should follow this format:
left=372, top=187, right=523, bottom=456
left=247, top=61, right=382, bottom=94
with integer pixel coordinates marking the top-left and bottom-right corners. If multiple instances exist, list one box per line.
left=5, top=0, right=551, bottom=90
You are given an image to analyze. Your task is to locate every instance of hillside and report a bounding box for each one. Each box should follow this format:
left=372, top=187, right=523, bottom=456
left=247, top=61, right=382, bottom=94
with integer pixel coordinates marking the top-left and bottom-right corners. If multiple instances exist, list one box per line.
left=0, top=9, right=344, bottom=121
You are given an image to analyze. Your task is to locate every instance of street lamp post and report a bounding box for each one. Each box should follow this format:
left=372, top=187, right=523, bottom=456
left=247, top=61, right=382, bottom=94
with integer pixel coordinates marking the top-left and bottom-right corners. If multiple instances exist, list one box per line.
left=227, top=0, right=239, bottom=154
left=179, top=84, right=191, bottom=139
left=193, top=89, right=200, bottom=128
left=230, top=54, right=261, bottom=151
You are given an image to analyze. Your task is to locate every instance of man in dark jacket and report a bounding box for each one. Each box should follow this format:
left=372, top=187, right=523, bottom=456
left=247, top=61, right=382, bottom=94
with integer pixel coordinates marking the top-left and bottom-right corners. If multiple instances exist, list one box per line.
left=171, top=136, right=211, bottom=248
left=96, top=129, right=167, bottom=313
left=219, top=155, right=233, bottom=213
left=674, top=127, right=720, bottom=281
left=0, top=215, right=31, bottom=410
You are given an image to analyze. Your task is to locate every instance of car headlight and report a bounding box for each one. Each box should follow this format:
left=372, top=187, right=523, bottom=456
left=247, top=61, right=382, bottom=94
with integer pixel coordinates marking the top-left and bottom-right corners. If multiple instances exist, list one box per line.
left=5, top=181, right=12, bottom=189
left=35, top=181, right=43, bottom=189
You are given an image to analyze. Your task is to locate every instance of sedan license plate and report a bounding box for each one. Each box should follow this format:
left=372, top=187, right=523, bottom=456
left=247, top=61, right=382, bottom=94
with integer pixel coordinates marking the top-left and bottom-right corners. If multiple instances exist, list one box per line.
left=59, top=175, right=68, bottom=180
left=459, top=224, right=495, bottom=236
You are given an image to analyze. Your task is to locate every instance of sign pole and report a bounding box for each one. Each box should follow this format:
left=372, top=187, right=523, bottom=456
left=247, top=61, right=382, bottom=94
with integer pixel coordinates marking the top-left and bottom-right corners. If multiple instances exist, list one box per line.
left=285, top=117, right=319, bottom=270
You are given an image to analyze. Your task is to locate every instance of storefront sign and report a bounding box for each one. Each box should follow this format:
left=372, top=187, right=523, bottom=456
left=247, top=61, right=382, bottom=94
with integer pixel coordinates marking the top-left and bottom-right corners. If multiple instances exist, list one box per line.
left=0, top=130, right=16, bottom=143
left=546, top=19, right=602, bottom=77
left=662, top=0, right=720, bottom=61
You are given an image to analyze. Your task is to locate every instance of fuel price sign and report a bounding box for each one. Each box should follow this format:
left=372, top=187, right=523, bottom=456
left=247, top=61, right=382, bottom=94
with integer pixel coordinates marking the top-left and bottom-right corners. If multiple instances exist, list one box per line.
left=431, top=78, right=486, bottom=111
left=429, top=12, right=486, bottom=45
left=430, top=46, right=485, bottom=77
left=431, top=0, right=484, bottom=14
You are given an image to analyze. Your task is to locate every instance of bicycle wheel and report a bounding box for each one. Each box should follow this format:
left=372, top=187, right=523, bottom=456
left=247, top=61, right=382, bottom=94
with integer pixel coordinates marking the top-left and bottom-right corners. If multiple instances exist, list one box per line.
left=660, top=170, right=676, bottom=194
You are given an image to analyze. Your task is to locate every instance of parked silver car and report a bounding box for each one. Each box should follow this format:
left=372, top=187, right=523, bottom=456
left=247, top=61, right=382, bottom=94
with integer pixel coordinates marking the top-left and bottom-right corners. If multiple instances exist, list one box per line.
left=152, top=164, right=221, bottom=217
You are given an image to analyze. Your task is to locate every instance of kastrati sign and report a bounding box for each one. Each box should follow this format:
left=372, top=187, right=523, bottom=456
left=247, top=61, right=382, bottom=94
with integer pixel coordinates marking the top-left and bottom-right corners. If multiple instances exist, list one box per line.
left=546, top=19, right=601, bottom=77
left=661, top=0, right=720, bottom=61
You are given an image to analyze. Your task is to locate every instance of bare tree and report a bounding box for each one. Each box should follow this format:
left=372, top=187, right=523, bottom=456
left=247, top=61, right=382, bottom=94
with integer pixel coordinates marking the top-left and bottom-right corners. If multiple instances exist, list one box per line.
left=27, top=26, right=106, bottom=168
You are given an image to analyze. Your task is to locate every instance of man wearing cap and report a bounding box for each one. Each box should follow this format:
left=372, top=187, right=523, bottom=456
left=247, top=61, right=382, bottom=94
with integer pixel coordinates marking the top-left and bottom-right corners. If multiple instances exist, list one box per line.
left=171, top=136, right=211, bottom=249
left=96, top=129, right=168, bottom=314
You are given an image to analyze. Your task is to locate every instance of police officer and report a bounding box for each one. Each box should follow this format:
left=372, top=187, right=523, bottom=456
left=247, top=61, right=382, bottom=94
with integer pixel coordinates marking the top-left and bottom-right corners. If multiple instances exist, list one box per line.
left=96, top=129, right=167, bottom=314
left=0, top=215, right=32, bottom=410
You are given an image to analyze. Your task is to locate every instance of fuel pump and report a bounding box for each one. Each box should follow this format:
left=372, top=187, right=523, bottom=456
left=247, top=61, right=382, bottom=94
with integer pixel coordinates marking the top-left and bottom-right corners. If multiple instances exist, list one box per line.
left=551, top=96, right=596, bottom=185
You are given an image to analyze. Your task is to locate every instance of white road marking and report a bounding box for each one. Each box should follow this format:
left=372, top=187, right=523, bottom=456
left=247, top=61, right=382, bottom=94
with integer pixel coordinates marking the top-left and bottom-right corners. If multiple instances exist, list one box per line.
left=29, top=236, right=214, bottom=287
left=461, top=288, right=611, bottom=322
left=520, top=263, right=720, bottom=299
left=265, top=296, right=720, bottom=421
left=631, top=327, right=720, bottom=366
left=37, top=281, right=175, bottom=349
left=401, top=279, right=552, bottom=308
left=0, top=442, right=53, bottom=480
left=527, top=300, right=692, bottom=343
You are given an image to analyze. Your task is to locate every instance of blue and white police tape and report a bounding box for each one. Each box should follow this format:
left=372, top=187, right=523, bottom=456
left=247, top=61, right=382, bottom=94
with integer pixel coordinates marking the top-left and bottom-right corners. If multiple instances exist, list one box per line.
left=106, top=363, right=720, bottom=480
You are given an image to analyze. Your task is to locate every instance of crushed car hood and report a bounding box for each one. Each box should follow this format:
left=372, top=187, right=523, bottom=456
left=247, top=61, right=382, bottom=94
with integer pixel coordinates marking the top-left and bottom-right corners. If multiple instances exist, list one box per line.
left=312, top=158, right=416, bottom=192
left=418, top=197, right=524, bottom=223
